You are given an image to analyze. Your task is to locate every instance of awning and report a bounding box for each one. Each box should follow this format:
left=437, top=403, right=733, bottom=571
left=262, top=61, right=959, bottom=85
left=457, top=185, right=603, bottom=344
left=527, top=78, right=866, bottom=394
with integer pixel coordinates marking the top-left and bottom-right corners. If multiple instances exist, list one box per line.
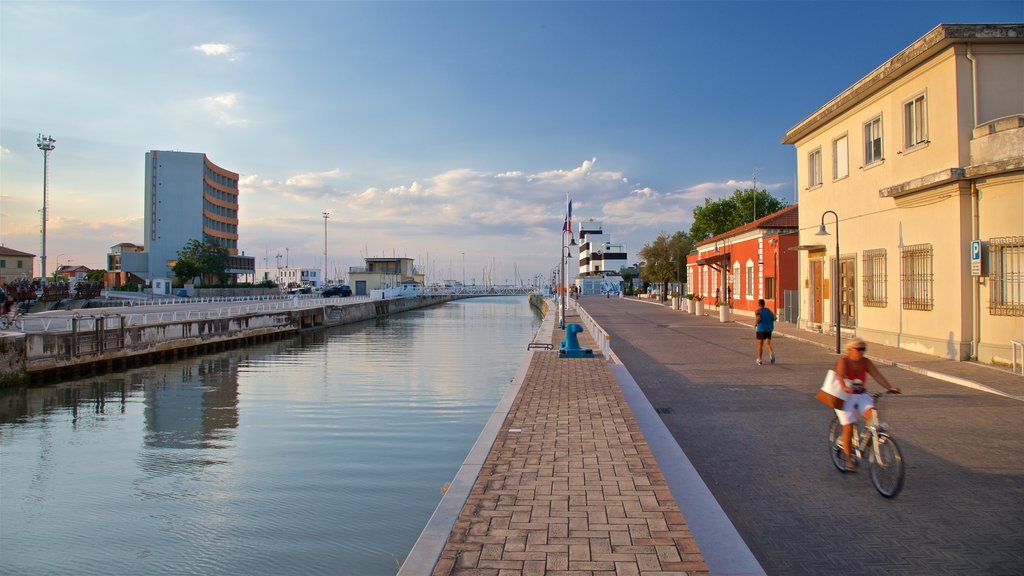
left=791, top=244, right=827, bottom=252
left=696, top=253, right=729, bottom=271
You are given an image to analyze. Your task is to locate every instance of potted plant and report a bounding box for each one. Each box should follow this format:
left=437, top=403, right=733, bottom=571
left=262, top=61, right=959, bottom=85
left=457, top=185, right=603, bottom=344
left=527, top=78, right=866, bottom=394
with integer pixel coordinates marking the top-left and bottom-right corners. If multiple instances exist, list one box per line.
left=671, top=291, right=681, bottom=310
left=693, top=294, right=704, bottom=316
left=685, top=293, right=696, bottom=314
left=717, top=299, right=730, bottom=322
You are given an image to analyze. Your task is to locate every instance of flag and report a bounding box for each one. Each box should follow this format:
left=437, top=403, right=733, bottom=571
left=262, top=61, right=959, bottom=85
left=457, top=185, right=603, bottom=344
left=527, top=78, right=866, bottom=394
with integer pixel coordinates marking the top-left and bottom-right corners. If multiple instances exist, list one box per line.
left=562, top=196, right=572, bottom=233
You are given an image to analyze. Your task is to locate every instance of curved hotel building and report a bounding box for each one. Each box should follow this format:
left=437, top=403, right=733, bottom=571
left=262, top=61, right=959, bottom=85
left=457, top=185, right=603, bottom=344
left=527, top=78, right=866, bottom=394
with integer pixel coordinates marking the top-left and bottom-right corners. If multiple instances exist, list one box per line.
left=142, top=150, right=253, bottom=285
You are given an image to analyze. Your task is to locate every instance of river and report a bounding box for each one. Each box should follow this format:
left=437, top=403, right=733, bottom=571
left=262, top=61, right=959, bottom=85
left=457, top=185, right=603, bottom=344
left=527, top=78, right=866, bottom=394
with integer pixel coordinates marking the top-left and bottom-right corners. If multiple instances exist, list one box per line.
left=0, top=296, right=541, bottom=576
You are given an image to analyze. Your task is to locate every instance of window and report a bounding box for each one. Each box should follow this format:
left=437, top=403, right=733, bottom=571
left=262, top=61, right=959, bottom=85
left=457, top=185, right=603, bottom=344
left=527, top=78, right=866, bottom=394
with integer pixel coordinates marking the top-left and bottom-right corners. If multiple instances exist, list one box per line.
left=764, top=276, right=776, bottom=300
left=808, top=147, right=822, bottom=188
left=832, top=135, right=849, bottom=180
left=864, top=116, right=883, bottom=165
left=862, top=249, right=887, bottom=307
left=746, top=261, right=755, bottom=299
left=989, top=236, right=1023, bottom=316
left=901, top=243, right=933, bottom=311
left=16, top=260, right=22, bottom=269
left=904, top=94, right=927, bottom=149
left=0, top=260, right=5, bottom=268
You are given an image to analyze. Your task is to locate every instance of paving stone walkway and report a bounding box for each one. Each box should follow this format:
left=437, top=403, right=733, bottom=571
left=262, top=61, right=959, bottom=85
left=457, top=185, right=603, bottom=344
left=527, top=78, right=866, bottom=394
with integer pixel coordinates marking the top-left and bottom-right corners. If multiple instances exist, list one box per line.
left=430, top=322, right=710, bottom=576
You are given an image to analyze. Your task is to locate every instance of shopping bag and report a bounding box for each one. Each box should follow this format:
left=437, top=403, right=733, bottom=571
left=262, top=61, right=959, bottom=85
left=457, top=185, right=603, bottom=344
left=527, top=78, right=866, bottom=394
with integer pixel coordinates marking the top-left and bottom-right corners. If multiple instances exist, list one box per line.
left=815, top=369, right=847, bottom=410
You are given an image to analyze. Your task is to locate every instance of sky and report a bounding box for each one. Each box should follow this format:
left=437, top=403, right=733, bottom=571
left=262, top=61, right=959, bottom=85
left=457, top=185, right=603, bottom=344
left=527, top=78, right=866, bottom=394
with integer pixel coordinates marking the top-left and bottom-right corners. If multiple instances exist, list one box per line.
left=1, top=1, right=1021, bottom=286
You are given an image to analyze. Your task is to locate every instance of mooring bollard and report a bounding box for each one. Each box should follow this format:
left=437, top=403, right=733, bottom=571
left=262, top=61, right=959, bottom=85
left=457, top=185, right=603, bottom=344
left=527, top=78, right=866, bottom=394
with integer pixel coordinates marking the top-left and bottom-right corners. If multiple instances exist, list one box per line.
left=559, top=323, right=594, bottom=358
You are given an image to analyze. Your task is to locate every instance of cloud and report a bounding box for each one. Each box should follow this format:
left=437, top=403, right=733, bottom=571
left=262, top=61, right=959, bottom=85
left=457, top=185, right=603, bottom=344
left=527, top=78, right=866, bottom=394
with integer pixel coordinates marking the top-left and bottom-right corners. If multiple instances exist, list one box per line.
left=193, top=43, right=239, bottom=61
left=200, top=93, right=248, bottom=126
left=241, top=169, right=348, bottom=201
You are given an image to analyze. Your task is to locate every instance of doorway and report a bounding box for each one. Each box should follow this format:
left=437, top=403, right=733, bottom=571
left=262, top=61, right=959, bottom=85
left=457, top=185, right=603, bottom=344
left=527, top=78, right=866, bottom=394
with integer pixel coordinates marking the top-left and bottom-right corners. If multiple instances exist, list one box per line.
left=810, top=258, right=823, bottom=325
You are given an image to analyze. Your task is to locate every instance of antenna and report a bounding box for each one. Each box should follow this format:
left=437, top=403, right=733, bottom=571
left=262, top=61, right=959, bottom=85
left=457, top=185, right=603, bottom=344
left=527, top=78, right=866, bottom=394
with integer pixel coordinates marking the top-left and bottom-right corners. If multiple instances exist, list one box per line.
left=36, top=134, right=56, bottom=280
left=752, top=168, right=758, bottom=222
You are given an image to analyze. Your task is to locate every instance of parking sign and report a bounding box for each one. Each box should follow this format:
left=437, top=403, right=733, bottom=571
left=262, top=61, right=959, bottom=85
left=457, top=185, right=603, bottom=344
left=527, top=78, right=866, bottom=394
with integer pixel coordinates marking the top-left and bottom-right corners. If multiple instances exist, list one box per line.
left=971, top=240, right=982, bottom=276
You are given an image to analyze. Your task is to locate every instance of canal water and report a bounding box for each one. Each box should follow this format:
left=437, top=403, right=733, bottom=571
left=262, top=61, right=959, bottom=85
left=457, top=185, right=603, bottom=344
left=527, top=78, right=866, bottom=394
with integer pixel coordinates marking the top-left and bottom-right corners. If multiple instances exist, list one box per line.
left=0, top=296, right=541, bottom=576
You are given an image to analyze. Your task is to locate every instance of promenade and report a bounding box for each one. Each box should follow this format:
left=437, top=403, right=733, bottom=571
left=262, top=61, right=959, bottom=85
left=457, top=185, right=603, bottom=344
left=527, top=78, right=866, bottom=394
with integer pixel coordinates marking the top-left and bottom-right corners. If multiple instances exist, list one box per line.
left=405, top=295, right=1022, bottom=576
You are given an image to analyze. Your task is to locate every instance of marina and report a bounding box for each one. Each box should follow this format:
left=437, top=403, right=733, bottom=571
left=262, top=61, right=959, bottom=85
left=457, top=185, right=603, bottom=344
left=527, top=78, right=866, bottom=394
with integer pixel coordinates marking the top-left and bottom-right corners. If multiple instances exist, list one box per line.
left=0, top=296, right=541, bottom=576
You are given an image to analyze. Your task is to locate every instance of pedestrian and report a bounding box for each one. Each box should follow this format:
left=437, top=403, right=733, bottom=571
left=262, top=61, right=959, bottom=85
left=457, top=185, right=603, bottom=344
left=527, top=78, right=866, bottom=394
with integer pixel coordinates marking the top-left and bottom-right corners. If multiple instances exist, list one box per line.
left=755, top=298, right=776, bottom=365
left=833, top=337, right=900, bottom=472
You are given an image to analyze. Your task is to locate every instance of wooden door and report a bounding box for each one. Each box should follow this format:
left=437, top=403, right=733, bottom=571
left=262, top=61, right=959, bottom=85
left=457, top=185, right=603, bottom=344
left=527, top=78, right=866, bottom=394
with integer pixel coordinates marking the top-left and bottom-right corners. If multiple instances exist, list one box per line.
left=810, top=259, right=823, bottom=324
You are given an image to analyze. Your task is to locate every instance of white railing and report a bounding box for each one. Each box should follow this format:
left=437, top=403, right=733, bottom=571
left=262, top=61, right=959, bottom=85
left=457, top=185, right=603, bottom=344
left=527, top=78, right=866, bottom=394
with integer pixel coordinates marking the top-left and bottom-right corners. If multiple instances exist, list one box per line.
left=575, top=305, right=612, bottom=359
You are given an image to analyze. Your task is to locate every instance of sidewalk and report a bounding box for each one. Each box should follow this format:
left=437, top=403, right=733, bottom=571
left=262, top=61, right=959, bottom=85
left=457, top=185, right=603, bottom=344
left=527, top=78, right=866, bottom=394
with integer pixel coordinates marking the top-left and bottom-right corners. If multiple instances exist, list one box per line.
left=405, top=308, right=714, bottom=576
left=637, top=298, right=1023, bottom=401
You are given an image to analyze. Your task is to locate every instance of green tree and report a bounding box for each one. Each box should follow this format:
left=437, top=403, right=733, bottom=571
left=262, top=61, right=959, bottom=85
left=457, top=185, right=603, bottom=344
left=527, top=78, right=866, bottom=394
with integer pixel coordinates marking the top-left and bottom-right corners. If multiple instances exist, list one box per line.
left=638, top=231, right=693, bottom=299
left=173, top=238, right=229, bottom=286
left=85, top=269, right=105, bottom=282
left=689, top=188, right=788, bottom=241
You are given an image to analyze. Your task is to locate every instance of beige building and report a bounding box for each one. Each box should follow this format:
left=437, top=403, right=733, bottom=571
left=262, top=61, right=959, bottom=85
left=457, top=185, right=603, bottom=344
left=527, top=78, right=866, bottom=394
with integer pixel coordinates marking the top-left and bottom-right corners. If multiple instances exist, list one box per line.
left=782, top=23, right=1023, bottom=367
left=0, top=247, right=35, bottom=284
left=348, top=257, right=424, bottom=296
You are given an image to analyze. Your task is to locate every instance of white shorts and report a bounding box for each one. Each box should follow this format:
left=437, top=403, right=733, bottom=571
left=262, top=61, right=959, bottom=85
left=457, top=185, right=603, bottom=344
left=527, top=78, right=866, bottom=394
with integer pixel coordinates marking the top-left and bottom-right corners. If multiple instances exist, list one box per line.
left=835, top=392, right=874, bottom=426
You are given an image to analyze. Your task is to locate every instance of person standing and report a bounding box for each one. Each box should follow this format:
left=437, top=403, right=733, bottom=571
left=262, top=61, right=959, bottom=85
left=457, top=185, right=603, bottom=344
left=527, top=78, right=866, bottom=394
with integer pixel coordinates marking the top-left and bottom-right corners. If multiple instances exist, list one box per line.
left=755, top=298, right=776, bottom=365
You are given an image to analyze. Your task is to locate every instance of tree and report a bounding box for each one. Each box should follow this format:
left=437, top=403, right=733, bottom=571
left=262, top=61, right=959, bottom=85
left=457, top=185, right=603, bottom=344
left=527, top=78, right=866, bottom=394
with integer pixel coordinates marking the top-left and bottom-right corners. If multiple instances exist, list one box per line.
left=689, top=188, right=788, bottom=241
left=638, top=231, right=694, bottom=299
left=173, top=238, right=229, bottom=286
left=85, top=269, right=105, bottom=282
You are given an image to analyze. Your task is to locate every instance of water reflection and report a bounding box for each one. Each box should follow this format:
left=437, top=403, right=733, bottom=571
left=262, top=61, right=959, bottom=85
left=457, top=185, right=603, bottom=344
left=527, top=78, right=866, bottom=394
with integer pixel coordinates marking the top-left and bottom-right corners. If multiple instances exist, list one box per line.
left=0, top=296, right=540, bottom=576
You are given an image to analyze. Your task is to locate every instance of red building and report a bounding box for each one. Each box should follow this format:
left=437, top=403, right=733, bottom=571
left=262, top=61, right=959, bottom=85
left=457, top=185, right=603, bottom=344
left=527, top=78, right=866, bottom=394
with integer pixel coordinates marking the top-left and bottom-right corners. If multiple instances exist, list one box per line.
left=687, top=205, right=799, bottom=319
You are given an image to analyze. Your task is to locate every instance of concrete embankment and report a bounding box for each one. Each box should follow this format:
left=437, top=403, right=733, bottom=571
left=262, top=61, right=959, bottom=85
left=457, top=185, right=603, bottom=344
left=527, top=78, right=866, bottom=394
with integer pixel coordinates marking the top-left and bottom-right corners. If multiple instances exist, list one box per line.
left=0, top=295, right=458, bottom=387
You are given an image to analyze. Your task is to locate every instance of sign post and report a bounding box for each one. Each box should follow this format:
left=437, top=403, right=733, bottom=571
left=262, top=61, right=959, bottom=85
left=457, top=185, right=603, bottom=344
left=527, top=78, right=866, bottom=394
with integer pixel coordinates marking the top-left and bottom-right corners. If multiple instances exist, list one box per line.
left=970, top=240, right=982, bottom=277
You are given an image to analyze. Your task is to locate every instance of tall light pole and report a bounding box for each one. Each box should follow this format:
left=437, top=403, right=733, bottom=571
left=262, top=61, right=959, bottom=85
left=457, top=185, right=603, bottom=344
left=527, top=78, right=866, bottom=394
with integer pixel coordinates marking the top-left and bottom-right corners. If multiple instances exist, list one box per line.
left=816, top=210, right=841, bottom=353
left=322, top=211, right=330, bottom=287
left=37, top=134, right=56, bottom=281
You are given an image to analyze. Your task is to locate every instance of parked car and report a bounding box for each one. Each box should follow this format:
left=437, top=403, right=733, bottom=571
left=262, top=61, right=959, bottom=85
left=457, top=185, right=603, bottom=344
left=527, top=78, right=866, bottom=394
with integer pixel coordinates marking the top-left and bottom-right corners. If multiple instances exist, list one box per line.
left=322, top=285, right=352, bottom=298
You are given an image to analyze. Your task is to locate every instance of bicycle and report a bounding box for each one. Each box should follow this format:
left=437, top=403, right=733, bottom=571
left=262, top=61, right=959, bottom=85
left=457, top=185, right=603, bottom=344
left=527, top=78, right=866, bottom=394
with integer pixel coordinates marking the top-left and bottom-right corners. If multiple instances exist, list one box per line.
left=827, top=391, right=905, bottom=497
left=0, top=308, right=24, bottom=330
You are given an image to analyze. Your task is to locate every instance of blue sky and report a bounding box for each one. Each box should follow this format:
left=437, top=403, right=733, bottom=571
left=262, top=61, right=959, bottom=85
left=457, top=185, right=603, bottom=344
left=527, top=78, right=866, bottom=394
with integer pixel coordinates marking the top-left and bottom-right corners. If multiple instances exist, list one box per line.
left=1, top=1, right=1020, bottom=285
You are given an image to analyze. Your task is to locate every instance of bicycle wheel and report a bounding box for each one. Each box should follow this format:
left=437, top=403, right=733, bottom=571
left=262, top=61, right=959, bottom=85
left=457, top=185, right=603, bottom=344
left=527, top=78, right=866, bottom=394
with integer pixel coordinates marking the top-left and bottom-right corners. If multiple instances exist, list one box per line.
left=868, top=433, right=905, bottom=498
left=827, top=416, right=848, bottom=472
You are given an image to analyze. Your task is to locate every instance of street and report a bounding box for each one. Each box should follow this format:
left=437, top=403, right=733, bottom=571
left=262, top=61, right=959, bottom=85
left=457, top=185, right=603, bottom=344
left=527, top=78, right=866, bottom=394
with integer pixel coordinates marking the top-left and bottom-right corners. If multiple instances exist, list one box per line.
left=581, top=296, right=1024, bottom=576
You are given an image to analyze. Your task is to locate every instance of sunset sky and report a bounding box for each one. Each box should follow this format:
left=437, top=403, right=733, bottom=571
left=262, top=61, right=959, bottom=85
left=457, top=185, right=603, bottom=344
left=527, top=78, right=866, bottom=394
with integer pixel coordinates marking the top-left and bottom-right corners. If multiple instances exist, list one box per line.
left=2, top=1, right=1019, bottom=284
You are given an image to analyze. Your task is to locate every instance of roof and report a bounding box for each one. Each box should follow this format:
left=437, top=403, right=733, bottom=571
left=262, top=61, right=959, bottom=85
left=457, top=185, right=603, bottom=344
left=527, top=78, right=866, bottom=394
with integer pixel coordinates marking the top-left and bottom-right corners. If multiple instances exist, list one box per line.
left=695, top=204, right=799, bottom=249
left=0, top=246, right=35, bottom=258
left=782, top=23, right=1024, bottom=145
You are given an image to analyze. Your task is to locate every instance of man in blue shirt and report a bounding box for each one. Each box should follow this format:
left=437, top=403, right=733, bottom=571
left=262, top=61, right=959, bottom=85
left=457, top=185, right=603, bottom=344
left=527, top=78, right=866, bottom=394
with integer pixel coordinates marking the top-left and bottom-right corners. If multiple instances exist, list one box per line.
left=755, top=298, right=776, bottom=365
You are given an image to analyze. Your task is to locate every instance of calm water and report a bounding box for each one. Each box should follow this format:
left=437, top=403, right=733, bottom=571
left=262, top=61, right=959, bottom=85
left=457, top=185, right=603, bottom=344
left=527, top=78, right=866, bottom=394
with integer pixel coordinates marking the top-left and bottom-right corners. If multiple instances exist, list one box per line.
left=0, top=296, right=541, bottom=576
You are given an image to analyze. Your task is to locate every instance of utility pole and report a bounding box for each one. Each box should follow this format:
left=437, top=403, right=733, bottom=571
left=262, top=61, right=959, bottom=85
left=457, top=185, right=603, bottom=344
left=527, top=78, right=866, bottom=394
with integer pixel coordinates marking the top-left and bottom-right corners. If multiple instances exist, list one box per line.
left=37, top=134, right=56, bottom=281
left=322, top=211, right=330, bottom=287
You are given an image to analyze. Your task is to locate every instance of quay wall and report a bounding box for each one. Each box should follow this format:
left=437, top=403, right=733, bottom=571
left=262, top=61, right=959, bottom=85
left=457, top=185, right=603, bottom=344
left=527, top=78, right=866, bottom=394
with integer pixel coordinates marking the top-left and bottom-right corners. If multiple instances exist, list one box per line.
left=0, top=295, right=457, bottom=386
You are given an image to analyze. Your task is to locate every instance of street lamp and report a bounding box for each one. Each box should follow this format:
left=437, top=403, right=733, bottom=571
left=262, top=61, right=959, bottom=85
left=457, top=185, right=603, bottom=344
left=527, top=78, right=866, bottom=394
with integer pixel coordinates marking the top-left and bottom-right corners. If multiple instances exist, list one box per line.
left=560, top=231, right=576, bottom=329
left=322, top=211, right=330, bottom=288
left=815, top=210, right=841, bottom=353
left=37, top=134, right=56, bottom=281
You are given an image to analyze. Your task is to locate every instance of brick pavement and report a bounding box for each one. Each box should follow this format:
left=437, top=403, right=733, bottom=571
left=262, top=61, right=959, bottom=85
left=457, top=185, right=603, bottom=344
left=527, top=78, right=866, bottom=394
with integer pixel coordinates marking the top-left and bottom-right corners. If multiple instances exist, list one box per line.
left=429, top=317, right=710, bottom=576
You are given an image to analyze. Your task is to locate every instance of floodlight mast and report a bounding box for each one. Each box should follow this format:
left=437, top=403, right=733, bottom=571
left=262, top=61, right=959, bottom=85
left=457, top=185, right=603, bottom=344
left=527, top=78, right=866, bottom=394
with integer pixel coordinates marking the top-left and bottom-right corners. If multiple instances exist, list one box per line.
left=37, top=134, right=56, bottom=281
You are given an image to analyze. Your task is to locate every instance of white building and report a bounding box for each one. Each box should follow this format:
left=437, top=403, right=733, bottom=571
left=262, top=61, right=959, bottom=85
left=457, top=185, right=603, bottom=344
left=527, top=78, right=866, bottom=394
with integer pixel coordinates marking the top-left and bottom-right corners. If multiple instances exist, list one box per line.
left=576, top=219, right=628, bottom=295
left=136, top=151, right=255, bottom=290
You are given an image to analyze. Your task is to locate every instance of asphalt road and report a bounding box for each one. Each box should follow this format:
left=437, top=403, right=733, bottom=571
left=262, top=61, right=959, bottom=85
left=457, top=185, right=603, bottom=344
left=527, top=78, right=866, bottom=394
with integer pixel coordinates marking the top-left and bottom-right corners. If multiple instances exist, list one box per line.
left=580, top=296, right=1024, bottom=576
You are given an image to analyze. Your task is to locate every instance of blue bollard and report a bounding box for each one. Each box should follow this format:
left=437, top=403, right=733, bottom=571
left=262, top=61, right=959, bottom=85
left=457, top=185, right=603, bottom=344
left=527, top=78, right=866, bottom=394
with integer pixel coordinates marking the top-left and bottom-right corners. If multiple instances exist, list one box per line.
left=559, top=323, right=594, bottom=358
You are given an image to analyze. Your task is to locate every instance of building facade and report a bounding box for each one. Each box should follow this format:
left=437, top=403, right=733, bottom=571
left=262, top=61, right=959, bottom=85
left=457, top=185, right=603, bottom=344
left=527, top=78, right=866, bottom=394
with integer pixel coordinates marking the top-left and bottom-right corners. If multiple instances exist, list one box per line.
left=142, top=151, right=254, bottom=285
left=0, top=247, right=35, bottom=284
left=782, top=23, right=1023, bottom=365
left=348, top=257, right=423, bottom=296
left=687, top=205, right=800, bottom=319
left=577, top=219, right=629, bottom=277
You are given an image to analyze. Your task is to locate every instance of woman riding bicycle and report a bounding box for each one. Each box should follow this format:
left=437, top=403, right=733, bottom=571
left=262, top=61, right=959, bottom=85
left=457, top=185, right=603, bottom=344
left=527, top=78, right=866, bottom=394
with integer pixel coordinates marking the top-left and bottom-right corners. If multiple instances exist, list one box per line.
left=835, top=337, right=900, bottom=472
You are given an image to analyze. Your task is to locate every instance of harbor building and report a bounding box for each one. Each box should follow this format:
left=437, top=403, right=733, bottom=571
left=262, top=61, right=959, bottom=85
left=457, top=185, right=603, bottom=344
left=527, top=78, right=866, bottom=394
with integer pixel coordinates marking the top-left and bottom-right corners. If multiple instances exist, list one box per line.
left=687, top=205, right=800, bottom=321
left=782, top=23, right=1023, bottom=366
left=119, top=151, right=256, bottom=293
left=0, top=247, right=35, bottom=284
left=348, top=257, right=424, bottom=297
left=576, top=219, right=628, bottom=295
